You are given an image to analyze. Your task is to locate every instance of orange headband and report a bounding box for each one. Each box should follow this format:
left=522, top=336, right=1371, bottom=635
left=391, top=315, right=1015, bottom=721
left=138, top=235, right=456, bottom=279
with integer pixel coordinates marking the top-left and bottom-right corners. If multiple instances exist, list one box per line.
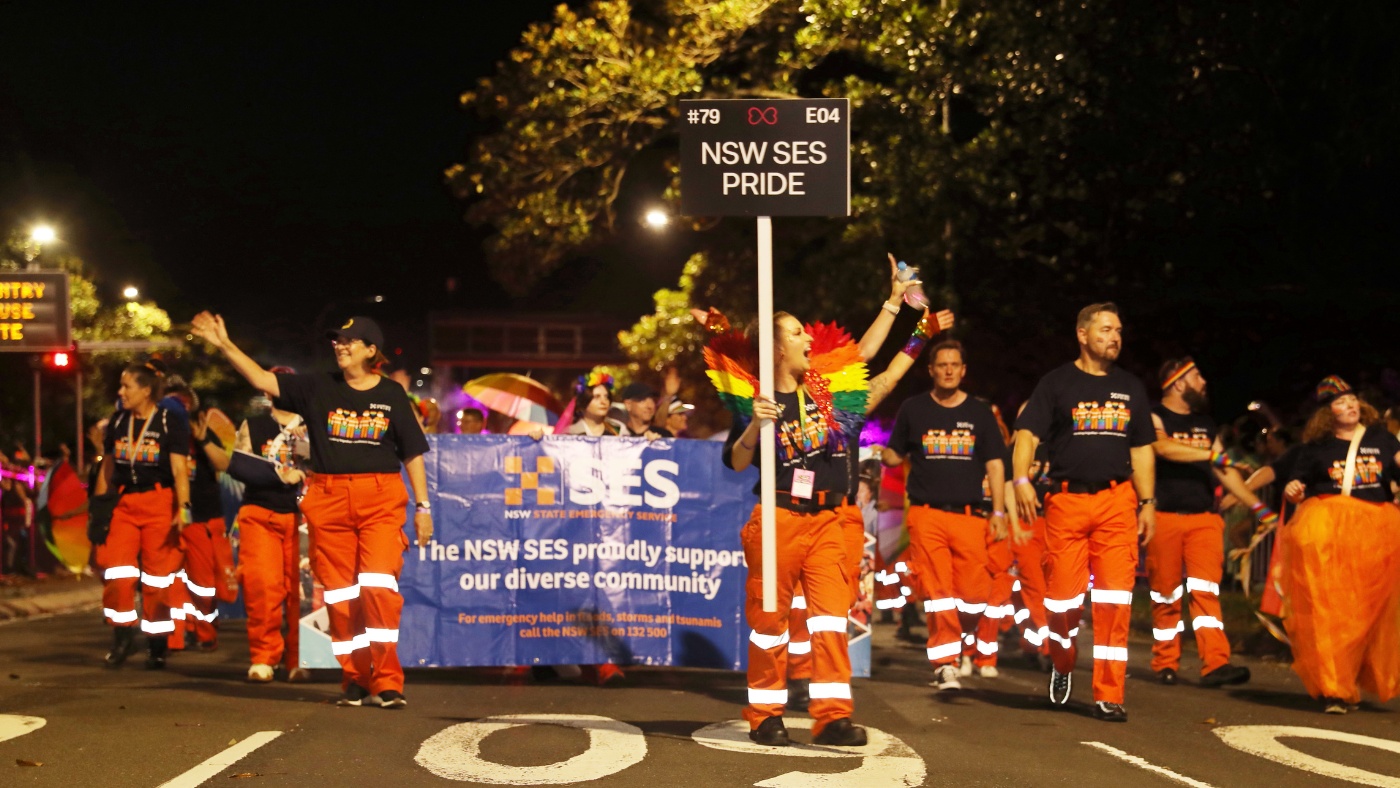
left=1161, top=361, right=1195, bottom=390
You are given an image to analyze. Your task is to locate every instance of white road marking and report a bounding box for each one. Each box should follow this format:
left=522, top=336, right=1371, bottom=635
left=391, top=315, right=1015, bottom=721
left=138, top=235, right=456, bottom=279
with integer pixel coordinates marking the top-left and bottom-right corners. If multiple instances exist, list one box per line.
left=0, top=714, right=46, bottom=744
left=1083, top=742, right=1217, bottom=788
left=155, top=730, right=283, bottom=788
left=1214, top=725, right=1400, bottom=787
left=692, top=719, right=925, bottom=787
left=415, top=713, right=646, bottom=785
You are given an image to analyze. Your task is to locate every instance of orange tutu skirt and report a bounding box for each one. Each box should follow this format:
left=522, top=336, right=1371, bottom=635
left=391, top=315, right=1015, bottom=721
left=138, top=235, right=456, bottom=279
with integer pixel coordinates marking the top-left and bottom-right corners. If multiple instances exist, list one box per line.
left=1280, top=495, right=1400, bottom=703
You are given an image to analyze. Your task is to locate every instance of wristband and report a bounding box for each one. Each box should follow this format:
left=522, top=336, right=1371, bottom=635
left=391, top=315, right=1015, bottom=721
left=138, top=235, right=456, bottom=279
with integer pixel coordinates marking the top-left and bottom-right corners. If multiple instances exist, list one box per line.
left=1013, top=476, right=1031, bottom=487
left=1137, top=497, right=1156, bottom=510
left=1209, top=449, right=1234, bottom=469
left=881, top=301, right=900, bottom=316
left=179, top=503, right=193, bottom=525
left=1250, top=502, right=1278, bottom=525
left=991, top=510, right=1006, bottom=518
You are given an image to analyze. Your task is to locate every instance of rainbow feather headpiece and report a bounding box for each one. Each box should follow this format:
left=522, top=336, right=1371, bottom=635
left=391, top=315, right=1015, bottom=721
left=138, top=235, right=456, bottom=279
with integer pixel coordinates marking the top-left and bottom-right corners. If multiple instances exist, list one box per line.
left=576, top=371, right=615, bottom=395
left=702, top=312, right=869, bottom=450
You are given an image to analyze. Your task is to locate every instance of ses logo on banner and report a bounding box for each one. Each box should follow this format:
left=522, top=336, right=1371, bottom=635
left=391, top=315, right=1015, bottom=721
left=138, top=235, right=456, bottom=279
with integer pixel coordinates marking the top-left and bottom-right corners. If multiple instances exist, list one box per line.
left=502, top=453, right=681, bottom=509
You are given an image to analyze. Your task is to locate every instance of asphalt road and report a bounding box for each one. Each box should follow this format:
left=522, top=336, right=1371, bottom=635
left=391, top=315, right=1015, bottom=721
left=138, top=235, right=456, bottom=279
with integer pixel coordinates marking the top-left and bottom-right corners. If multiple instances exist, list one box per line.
left=2, top=609, right=1399, bottom=787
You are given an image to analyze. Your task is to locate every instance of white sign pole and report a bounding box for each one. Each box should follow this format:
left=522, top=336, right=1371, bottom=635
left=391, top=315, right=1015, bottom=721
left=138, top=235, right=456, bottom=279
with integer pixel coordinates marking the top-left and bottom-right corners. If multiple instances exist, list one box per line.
left=756, top=215, right=777, bottom=612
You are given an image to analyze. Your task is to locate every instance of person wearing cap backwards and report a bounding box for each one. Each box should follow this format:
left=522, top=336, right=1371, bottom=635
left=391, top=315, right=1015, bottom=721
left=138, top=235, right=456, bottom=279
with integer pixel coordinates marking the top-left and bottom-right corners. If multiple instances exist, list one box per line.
left=1147, top=357, right=1266, bottom=689
left=883, top=339, right=1008, bottom=692
left=1279, top=376, right=1400, bottom=714
left=203, top=374, right=313, bottom=683
left=665, top=400, right=694, bottom=438
left=1011, top=302, right=1155, bottom=722
left=192, top=312, right=431, bottom=708
left=617, top=382, right=671, bottom=439
left=93, top=361, right=192, bottom=669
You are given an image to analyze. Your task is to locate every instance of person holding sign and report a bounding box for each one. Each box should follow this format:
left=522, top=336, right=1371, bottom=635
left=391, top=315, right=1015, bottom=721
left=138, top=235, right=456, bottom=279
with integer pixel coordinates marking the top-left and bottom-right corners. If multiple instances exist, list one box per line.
left=1279, top=376, right=1400, bottom=714
left=1011, top=303, right=1155, bottom=722
left=192, top=312, right=432, bottom=709
left=93, top=362, right=192, bottom=670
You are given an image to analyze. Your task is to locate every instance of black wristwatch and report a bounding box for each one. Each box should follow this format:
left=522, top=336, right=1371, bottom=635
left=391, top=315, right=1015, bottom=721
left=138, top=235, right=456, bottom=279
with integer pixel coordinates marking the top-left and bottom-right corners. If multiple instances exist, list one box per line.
left=1137, top=497, right=1157, bottom=511
left=415, top=501, right=432, bottom=513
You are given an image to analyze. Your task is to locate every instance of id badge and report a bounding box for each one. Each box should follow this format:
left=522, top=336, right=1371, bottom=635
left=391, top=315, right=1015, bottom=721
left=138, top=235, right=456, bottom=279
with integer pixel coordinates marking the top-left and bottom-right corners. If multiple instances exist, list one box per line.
left=790, top=469, right=816, bottom=500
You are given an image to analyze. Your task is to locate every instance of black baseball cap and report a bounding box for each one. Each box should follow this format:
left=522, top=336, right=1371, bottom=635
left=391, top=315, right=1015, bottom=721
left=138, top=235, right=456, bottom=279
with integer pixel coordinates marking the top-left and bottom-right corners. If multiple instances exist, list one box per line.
left=326, top=316, right=384, bottom=349
left=619, top=381, right=659, bottom=402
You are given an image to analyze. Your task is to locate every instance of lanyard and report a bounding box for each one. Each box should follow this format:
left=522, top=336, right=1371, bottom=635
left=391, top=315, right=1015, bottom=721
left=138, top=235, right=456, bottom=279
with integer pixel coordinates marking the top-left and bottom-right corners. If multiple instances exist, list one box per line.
left=124, top=408, right=156, bottom=485
left=795, top=388, right=814, bottom=463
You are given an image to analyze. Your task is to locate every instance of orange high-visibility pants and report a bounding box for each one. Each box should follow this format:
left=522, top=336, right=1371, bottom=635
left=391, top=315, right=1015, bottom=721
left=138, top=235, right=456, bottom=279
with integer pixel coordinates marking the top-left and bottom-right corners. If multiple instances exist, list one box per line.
left=906, top=506, right=990, bottom=667
left=973, top=532, right=1016, bottom=667
left=1282, top=496, right=1400, bottom=704
left=743, top=505, right=853, bottom=737
left=1146, top=512, right=1231, bottom=674
left=1011, top=516, right=1050, bottom=656
left=1043, top=482, right=1139, bottom=704
left=240, top=505, right=302, bottom=670
left=301, top=473, right=409, bottom=695
left=838, top=503, right=866, bottom=605
left=97, top=488, right=182, bottom=637
left=175, top=518, right=225, bottom=645
left=787, top=580, right=812, bottom=680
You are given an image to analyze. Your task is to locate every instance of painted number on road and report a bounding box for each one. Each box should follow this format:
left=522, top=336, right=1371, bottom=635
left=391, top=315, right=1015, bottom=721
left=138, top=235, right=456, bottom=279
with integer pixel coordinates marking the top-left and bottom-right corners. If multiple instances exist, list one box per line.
left=415, top=714, right=647, bottom=785
left=691, top=719, right=926, bottom=788
left=1215, top=725, right=1400, bottom=788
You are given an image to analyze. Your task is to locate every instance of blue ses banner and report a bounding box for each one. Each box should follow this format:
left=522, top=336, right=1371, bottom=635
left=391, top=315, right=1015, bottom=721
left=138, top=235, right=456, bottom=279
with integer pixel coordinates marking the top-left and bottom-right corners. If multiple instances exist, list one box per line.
left=399, top=434, right=757, bottom=670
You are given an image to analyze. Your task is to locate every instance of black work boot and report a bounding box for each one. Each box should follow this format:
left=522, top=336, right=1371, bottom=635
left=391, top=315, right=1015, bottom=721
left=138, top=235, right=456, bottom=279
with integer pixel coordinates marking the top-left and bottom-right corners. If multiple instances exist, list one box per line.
left=145, top=636, right=169, bottom=670
left=104, top=626, right=137, bottom=667
left=748, top=716, right=790, bottom=747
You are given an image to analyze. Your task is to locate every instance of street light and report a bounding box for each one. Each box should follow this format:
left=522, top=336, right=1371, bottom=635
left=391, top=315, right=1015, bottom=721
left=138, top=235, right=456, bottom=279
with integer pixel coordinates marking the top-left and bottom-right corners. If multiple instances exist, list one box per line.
left=123, top=286, right=139, bottom=300
left=643, top=208, right=670, bottom=230
left=30, top=225, right=56, bottom=245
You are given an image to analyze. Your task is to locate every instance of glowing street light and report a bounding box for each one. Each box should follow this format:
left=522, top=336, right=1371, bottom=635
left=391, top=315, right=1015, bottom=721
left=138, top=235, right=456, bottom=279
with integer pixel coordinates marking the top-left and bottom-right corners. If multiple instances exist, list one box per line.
left=122, top=286, right=139, bottom=300
left=30, top=225, right=56, bottom=245
left=643, top=208, right=670, bottom=229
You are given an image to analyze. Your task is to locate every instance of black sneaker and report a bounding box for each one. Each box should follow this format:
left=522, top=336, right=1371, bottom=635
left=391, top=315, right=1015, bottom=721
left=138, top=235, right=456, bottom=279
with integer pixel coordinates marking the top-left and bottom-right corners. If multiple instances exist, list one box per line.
left=104, top=626, right=136, bottom=667
left=787, top=679, right=810, bottom=711
left=1092, top=701, right=1128, bottom=722
left=1048, top=668, right=1072, bottom=705
left=372, top=690, right=407, bottom=709
left=748, top=716, right=790, bottom=747
left=1200, top=664, right=1251, bottom=687
left=1323, top=697, right=1349, bottom=715
left=144, top=638, right=168, bottom=671
left=336, top=684, right=372, bottom=707
left=1157, top=668, right=1178, bottom=685
left=812, top=717, right=868, bottom=747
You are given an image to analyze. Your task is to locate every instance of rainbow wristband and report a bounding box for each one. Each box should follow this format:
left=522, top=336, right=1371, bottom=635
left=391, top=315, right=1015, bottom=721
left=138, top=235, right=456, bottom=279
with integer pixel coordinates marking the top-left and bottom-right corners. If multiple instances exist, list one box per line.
left=900, top=334, right=927, bottom=359
left=1209, top=449, right=1234, bottom=469
left=1250, top=501, right=1279, bottom=525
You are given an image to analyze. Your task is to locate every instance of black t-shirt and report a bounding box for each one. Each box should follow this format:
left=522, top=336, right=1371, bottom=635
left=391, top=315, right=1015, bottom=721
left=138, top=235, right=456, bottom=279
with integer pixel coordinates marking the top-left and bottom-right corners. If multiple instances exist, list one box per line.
left=240, top=414, right=302, bottom=515
left=274, top=372, right=429, bottom=475
left=189, top=432, right=224, bottom=522
left=724, top=389, right=849, bottom=499
left=1153, top=405, right=1216, bottom=513
left=105, top=406, right=191, bottom=490
left=1031, top=443, right=1055, bottom=503
left=1266, top=444, right=1304, bottom=512
left=1290, top=430, right=1400, bottom=503
left=1014, top=362, right=1155, bottom=485
left=890, top=394, right=1008, bottom=506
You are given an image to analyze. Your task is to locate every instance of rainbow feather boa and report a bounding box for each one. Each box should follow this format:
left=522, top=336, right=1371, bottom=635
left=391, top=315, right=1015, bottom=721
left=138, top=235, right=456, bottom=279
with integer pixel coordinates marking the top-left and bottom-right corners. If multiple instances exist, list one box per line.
left=703, top=317, right=869, bottom=450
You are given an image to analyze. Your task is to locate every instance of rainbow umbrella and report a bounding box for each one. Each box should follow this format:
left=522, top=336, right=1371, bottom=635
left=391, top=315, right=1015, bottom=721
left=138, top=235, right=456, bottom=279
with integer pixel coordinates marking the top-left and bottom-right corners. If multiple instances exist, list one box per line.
left=463, top=373, right=563, bottom=426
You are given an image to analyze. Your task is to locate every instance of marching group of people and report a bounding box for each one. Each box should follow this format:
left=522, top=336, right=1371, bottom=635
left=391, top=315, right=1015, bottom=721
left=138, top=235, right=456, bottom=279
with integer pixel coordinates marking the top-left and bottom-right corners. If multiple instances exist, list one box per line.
left=67, top=255, right=1400, bottom=738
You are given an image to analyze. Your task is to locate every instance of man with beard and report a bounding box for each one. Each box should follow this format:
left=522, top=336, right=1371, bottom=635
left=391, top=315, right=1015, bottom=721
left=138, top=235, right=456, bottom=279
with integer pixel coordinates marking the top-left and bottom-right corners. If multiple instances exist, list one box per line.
left=1147, top=358, right=1258, bottom=688
left=1012, top=303, right=1155, bottom=722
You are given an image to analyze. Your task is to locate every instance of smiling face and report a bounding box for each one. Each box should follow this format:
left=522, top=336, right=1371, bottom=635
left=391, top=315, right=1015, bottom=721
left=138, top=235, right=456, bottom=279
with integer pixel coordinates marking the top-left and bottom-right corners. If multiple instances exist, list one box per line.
left=1077, top=310, right=1123, bottom=363
left=625, top=396, right=656, bottom=425
left=331, top=337, right=376, bottom=373
left=775, top=315, right=813, bottom=376
left=117, top=371, right=152, bottom=412
left=1330, top=393, right=1361, bottom=428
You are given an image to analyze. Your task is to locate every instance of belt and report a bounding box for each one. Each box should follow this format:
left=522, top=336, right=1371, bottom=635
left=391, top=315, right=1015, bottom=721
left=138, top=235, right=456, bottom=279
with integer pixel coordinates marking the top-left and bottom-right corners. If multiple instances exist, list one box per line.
left=1057, top=479, right=1127, bottom=495
left=774, top=489, right=839, bottom=514
left=910, top=500, right=990, bottom=517
left=120, top=482, right=167, bottom=495
left=1158, top=507, right=1213, bottom=515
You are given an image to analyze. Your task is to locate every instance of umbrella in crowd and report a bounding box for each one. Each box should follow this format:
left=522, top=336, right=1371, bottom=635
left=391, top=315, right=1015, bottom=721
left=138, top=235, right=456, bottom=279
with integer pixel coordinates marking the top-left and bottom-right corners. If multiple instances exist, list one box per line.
left=463, top=373, right=563, bottom=427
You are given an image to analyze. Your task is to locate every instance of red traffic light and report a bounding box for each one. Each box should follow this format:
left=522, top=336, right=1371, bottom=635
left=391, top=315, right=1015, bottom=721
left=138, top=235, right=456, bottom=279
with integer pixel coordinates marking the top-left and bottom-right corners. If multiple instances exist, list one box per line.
left=50, top=352, right=70, bottom=368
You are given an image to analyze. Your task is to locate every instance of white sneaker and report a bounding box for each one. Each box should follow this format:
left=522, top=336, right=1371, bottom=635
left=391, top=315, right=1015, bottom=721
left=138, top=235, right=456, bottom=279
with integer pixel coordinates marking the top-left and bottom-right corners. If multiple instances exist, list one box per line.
left=247, top=664, right=274, bottom=683
left=933, top=664, right=962, bottom=691
left=959, top=656, right=974, bottom=677
left=287, top=667, right=312, bottom=683
left=978, top=665, right=999, bottom=679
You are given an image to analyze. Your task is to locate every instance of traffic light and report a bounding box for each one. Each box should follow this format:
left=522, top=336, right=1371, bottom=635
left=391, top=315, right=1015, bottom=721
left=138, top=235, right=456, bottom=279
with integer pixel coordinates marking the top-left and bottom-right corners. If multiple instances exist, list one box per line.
left=43, top=348, right=77, bottom=373
left=50, top=351, right=70, bottom=368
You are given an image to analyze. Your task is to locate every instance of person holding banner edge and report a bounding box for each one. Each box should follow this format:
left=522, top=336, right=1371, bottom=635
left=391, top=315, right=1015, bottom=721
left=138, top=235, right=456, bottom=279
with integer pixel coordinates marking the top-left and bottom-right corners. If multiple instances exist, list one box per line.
left=191, top=311, right=432, bottom=708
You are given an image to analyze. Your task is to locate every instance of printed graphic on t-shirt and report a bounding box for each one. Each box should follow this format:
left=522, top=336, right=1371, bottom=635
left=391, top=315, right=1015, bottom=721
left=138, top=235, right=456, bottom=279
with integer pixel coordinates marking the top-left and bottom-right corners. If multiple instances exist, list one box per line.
left=921, top=428, right=975, bottom=459
left=777, top=405, right=831, bottom=461
left=1071, top=399, right=1132, bottom=436
left=1329, top=454, right=1383, bottom=488
left=327, top=408, right=390, bottom=444
left=1170, top=428, right=1211, bottom=450
left=260, top=438, right=292, bottom=465
left=114, top=435, right=162, bottom=465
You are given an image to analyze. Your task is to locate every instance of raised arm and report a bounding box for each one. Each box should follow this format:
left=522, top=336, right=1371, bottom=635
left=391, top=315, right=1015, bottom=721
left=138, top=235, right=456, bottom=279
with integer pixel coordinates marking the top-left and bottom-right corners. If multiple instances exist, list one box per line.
left=857, top=254, right=954, bottom=361
left=191, top=312, right=280, bottom=398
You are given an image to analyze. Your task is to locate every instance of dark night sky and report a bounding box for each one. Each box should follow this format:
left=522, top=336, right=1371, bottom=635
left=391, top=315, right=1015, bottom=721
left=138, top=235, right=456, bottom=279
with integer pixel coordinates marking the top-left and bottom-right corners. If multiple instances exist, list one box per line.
left=0, top=2, right=613, bottom=364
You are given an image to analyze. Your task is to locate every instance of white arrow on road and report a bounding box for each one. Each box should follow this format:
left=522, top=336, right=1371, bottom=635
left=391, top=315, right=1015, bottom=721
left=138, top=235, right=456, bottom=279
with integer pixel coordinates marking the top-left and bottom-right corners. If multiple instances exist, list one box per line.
left=0, top=714, right=46, bottom=744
